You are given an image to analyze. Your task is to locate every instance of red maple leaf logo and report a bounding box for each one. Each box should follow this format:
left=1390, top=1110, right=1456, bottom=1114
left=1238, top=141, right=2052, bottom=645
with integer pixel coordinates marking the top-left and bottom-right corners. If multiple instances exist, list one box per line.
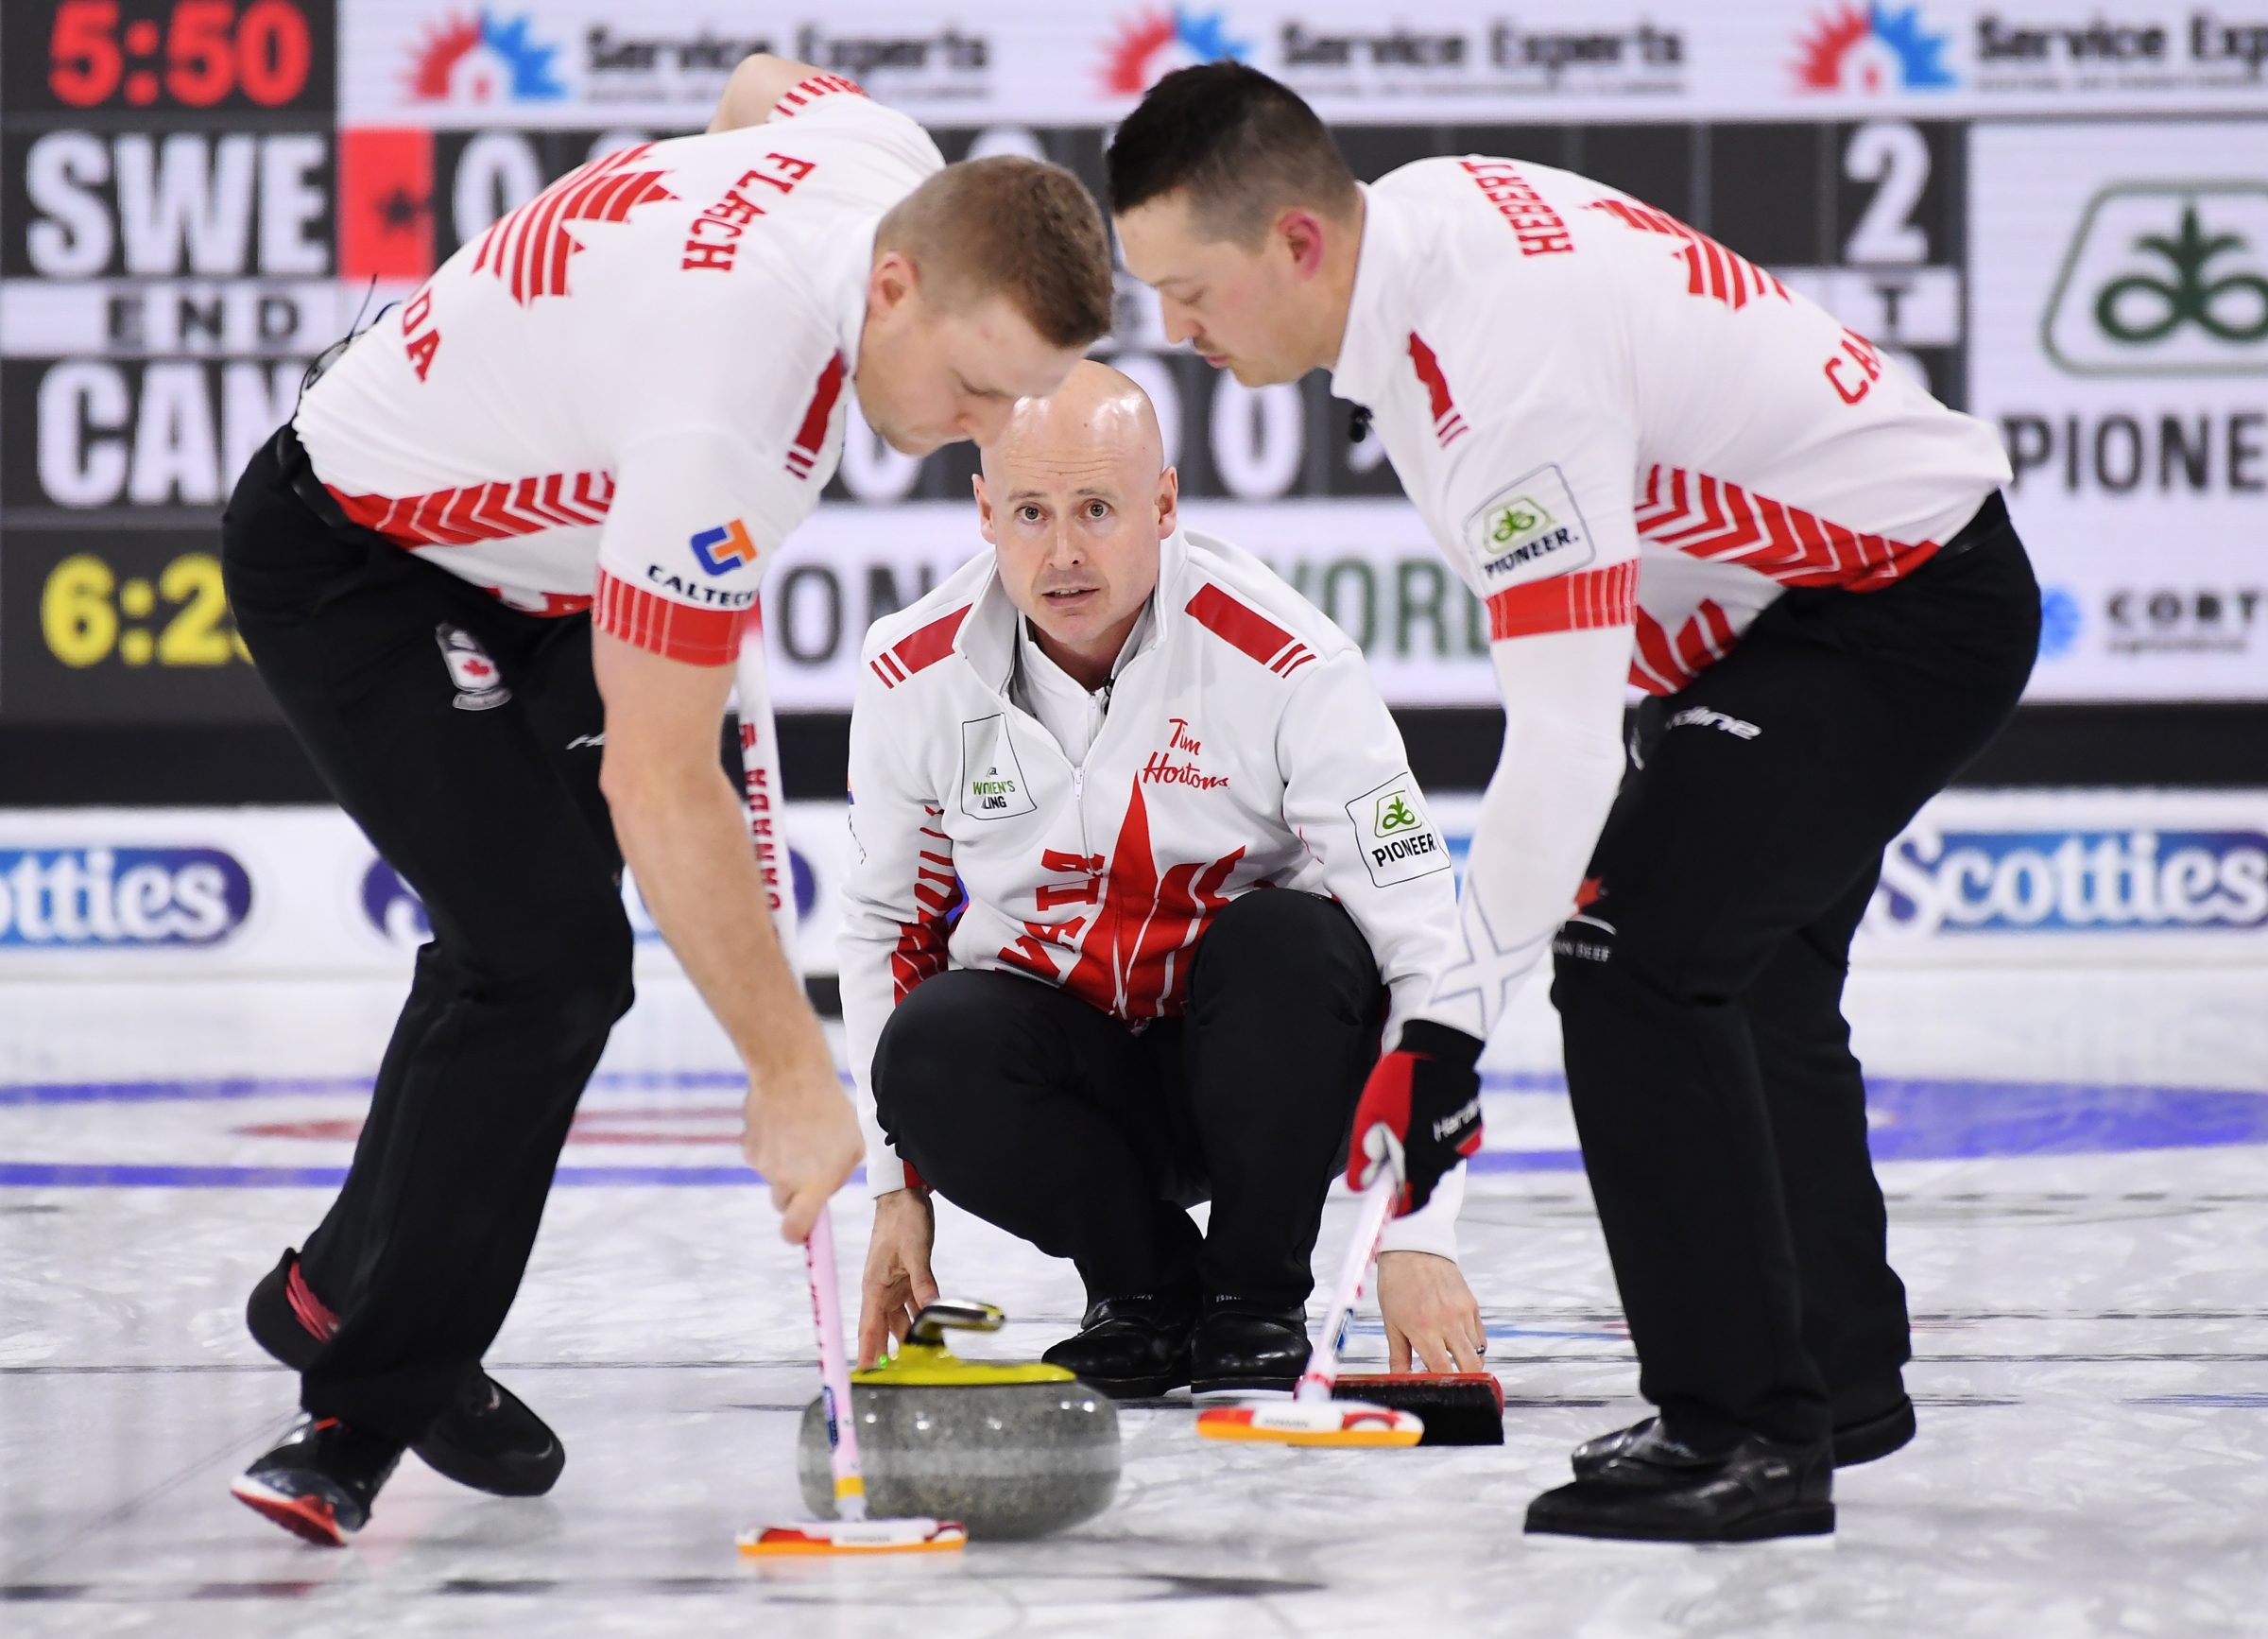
left=1793, top=5, right=1874, bottom=89
left=472, top=144, right=676, bottom=306
left=1574, top=876, right=1606, bottom=913
left=1055, top=784, right=1245, bottom=1018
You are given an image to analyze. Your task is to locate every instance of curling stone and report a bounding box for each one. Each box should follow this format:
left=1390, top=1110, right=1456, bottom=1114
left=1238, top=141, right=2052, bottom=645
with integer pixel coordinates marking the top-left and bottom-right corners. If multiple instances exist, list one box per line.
left=797, top=1299, right=1119, bottom=1541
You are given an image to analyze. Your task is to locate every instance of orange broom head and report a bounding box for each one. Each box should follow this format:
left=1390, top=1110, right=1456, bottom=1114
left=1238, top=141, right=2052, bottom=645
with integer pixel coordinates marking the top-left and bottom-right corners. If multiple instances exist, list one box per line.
left=1332, top=1373, right=1504, bottom=1445
left=736, top=1518, right=968, bottom=1556
left=1194, top=1400, right=1424, bottom=1448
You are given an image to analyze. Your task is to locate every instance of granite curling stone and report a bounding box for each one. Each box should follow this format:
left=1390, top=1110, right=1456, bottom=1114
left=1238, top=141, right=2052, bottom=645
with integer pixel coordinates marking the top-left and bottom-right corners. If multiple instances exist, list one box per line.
left=797, top=1299, right=1120, bottom=1541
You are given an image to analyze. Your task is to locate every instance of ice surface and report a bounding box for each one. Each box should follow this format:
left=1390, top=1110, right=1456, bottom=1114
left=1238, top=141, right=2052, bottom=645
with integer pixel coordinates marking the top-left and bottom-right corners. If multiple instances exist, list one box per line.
left=2, top=967, right=2264, bottom=1636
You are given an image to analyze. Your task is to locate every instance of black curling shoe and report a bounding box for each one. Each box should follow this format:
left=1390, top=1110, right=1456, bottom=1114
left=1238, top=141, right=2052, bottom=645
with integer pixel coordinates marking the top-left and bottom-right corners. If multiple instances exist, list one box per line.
left=1573, top=1392, right=1914, bottom=1478
left=1527, top=1424, right=1835, bottom=1544
left=1042, top=1294, right=1197, bottom=1397
left=1827, top=1386, right=1918, bottom=1468
left=247, top=1249, right=565, bottom=1497
left=1191, top=1304, right=1311, bottom=1396
left=232, top=1416, right=404, bottom=1546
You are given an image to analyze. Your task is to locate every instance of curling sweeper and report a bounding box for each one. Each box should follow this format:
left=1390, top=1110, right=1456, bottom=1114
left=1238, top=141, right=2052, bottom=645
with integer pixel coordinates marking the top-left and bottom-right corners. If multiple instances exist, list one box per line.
left=1197, top=1170, right=1504, bottom=1449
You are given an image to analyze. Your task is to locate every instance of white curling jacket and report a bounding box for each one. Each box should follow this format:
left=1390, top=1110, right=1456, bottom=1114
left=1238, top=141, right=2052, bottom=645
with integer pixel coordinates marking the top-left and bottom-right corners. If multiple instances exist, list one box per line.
left=839, top=525, right=1468, bottom=1256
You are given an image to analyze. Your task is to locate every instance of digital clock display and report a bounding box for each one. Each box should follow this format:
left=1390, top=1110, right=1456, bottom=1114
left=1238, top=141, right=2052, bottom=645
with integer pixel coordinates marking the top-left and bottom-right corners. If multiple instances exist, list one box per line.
left=0, top=1, right=335, bottom=730
left=4, top=536, right=277, bottom=723
left=12, top=0, right=331, bottom=115
left=42, top=550, right=250, bottom=669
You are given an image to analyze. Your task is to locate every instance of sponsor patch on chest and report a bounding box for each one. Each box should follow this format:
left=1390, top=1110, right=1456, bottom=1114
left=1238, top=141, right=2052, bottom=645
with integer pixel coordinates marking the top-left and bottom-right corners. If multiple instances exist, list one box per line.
left=1463, top=462, right=1596, bottom=590
left=960, top=715, right=1039, bottom=820
left=1347, top=776, right=1452, bottom=889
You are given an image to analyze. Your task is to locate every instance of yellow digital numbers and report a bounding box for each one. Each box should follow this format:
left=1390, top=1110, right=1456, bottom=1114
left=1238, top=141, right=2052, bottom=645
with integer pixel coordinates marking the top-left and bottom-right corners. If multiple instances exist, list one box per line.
left=41, top=552, right=250, bottom=669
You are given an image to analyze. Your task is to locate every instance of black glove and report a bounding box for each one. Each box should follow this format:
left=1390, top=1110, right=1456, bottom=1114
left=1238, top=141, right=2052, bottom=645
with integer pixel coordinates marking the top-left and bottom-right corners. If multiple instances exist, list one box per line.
left=1346, top=1020, right=1485, bottom=1215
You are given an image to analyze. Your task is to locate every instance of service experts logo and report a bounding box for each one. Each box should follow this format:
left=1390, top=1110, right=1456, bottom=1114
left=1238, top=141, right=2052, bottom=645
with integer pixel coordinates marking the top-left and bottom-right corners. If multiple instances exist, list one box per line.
left=1099, top=8, right=1250, bottom=95
left=406, top=9, right=568, bottom=106
left=1794, top=3, right=1957, bottom=92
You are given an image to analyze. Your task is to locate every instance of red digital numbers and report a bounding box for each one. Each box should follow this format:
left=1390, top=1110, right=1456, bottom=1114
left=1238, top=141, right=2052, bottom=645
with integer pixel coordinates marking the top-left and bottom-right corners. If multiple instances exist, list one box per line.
left=48, top=0, right=314, bottom=109
left=48, top=0, right=122, bottom=105
left=167, top=1, right=235, bottom=104
left=233, top=0, right=313, bottom=106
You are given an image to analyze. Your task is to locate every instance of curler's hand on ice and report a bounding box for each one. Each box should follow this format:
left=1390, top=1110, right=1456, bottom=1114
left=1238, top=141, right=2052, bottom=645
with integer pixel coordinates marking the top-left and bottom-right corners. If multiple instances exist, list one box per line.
left=857, top=1188, right=941, bottom=1368
left=1347, top=1021, right=1486, bottom=1216
left=1377, top=1251, right=1487, bottom=1374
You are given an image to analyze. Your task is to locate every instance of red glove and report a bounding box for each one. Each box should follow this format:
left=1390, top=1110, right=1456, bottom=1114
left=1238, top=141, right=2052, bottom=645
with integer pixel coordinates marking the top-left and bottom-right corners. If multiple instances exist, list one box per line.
left=1347, top=1021, right=1485, bottom=1215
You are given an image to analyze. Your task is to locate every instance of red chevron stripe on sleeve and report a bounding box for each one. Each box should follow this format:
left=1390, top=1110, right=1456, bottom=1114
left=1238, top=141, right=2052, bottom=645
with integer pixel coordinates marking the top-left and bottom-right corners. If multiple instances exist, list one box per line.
left=1185, top=584, right=1314, bottom=675
left=1626, top=598, right=1739, bottom=696
left=785, top=354, right=846, bottom=478
left=892, top=801, right=954, bottom=1002
left=593, top=569, right=749, bottom=666
left=870, top=606, right=970, bottom=688
left=772, top=74, right=868, bottom=118
left=1484, top=561, right=1639, bottom=641
left=325, top=469, right=615, bottom=546
left=1634, top=465, right=1938, bottom=590
left=1405, top=332, right=1471, bottom=448
left=1629, top=607, right=1689, bottom=695
left=890, top=919, right=952, bottom=1003
left=471, top=145, right=676, bottom=307
left=1584, top=198, right=1788, bottom=312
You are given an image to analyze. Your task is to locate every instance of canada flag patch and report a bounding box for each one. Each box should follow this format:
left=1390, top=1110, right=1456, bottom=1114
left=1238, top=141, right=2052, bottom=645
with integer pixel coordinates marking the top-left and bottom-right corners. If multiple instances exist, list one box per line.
left=436, top=624, right=510, bottom=712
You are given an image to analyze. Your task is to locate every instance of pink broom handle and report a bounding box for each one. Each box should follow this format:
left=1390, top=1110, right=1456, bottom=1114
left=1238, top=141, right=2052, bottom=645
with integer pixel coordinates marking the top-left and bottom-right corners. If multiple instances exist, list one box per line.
left=803, top=1203, right=868, bottom=1523
left=1294, top=1176, right=1397, bottom=1405
left=742, top=627, right=865, bottom=1513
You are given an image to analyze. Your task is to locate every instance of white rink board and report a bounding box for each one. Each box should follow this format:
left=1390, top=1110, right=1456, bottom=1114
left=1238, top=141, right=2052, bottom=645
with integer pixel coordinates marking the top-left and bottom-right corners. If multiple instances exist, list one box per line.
left=1, top=786, right=2262, bottom=978
left=0, top=802, right=852, bottom=980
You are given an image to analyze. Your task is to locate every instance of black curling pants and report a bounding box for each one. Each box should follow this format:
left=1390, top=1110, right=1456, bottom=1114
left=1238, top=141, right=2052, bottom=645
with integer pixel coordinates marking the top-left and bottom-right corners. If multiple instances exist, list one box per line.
left=1550, top=494, right=2041, bottom=1450
left=871, top=889, right=1383, bottom=1313
left=221, top=427, right=634, bottom=1443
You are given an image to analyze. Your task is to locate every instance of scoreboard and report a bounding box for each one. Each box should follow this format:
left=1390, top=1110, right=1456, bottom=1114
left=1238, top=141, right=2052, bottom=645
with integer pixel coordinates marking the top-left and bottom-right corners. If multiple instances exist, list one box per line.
left=0, top=0, right=2261, bottom=737
left=0, top=0, right=340, bottom=726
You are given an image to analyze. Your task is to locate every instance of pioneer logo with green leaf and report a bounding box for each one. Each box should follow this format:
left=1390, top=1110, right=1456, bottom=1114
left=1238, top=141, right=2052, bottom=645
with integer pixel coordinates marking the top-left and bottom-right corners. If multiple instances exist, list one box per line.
left=1463, top=462, right=1595, bottom=587
left=2043, top=182, right=2268, bottom=376
left=1490, top=499, right=1550, bottom=543
left=1348, top=777, right=1450, bottom=889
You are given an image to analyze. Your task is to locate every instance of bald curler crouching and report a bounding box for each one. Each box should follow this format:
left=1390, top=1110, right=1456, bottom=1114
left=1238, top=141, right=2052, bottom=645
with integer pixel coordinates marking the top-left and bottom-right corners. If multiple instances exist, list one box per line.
left=839, top=364, right=1488, bottom=1397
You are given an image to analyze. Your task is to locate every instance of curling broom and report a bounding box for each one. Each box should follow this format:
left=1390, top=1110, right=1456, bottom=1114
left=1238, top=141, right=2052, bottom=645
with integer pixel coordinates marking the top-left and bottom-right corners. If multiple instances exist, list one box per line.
left=729, top=632, right=964, bottom=1555
left=736, top=1204, right=967, bottom=1556
left=1197, top=1156, right=1503, bottom=1449
left=1196, top=1174, right=1423, bottom=1447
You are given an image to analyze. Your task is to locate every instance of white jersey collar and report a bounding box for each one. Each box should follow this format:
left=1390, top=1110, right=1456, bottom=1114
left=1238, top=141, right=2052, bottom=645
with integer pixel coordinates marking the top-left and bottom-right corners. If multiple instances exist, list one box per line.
left=1329, top=182, right=1400, bottom=409
left=826, top=212, right=883, bottom=376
